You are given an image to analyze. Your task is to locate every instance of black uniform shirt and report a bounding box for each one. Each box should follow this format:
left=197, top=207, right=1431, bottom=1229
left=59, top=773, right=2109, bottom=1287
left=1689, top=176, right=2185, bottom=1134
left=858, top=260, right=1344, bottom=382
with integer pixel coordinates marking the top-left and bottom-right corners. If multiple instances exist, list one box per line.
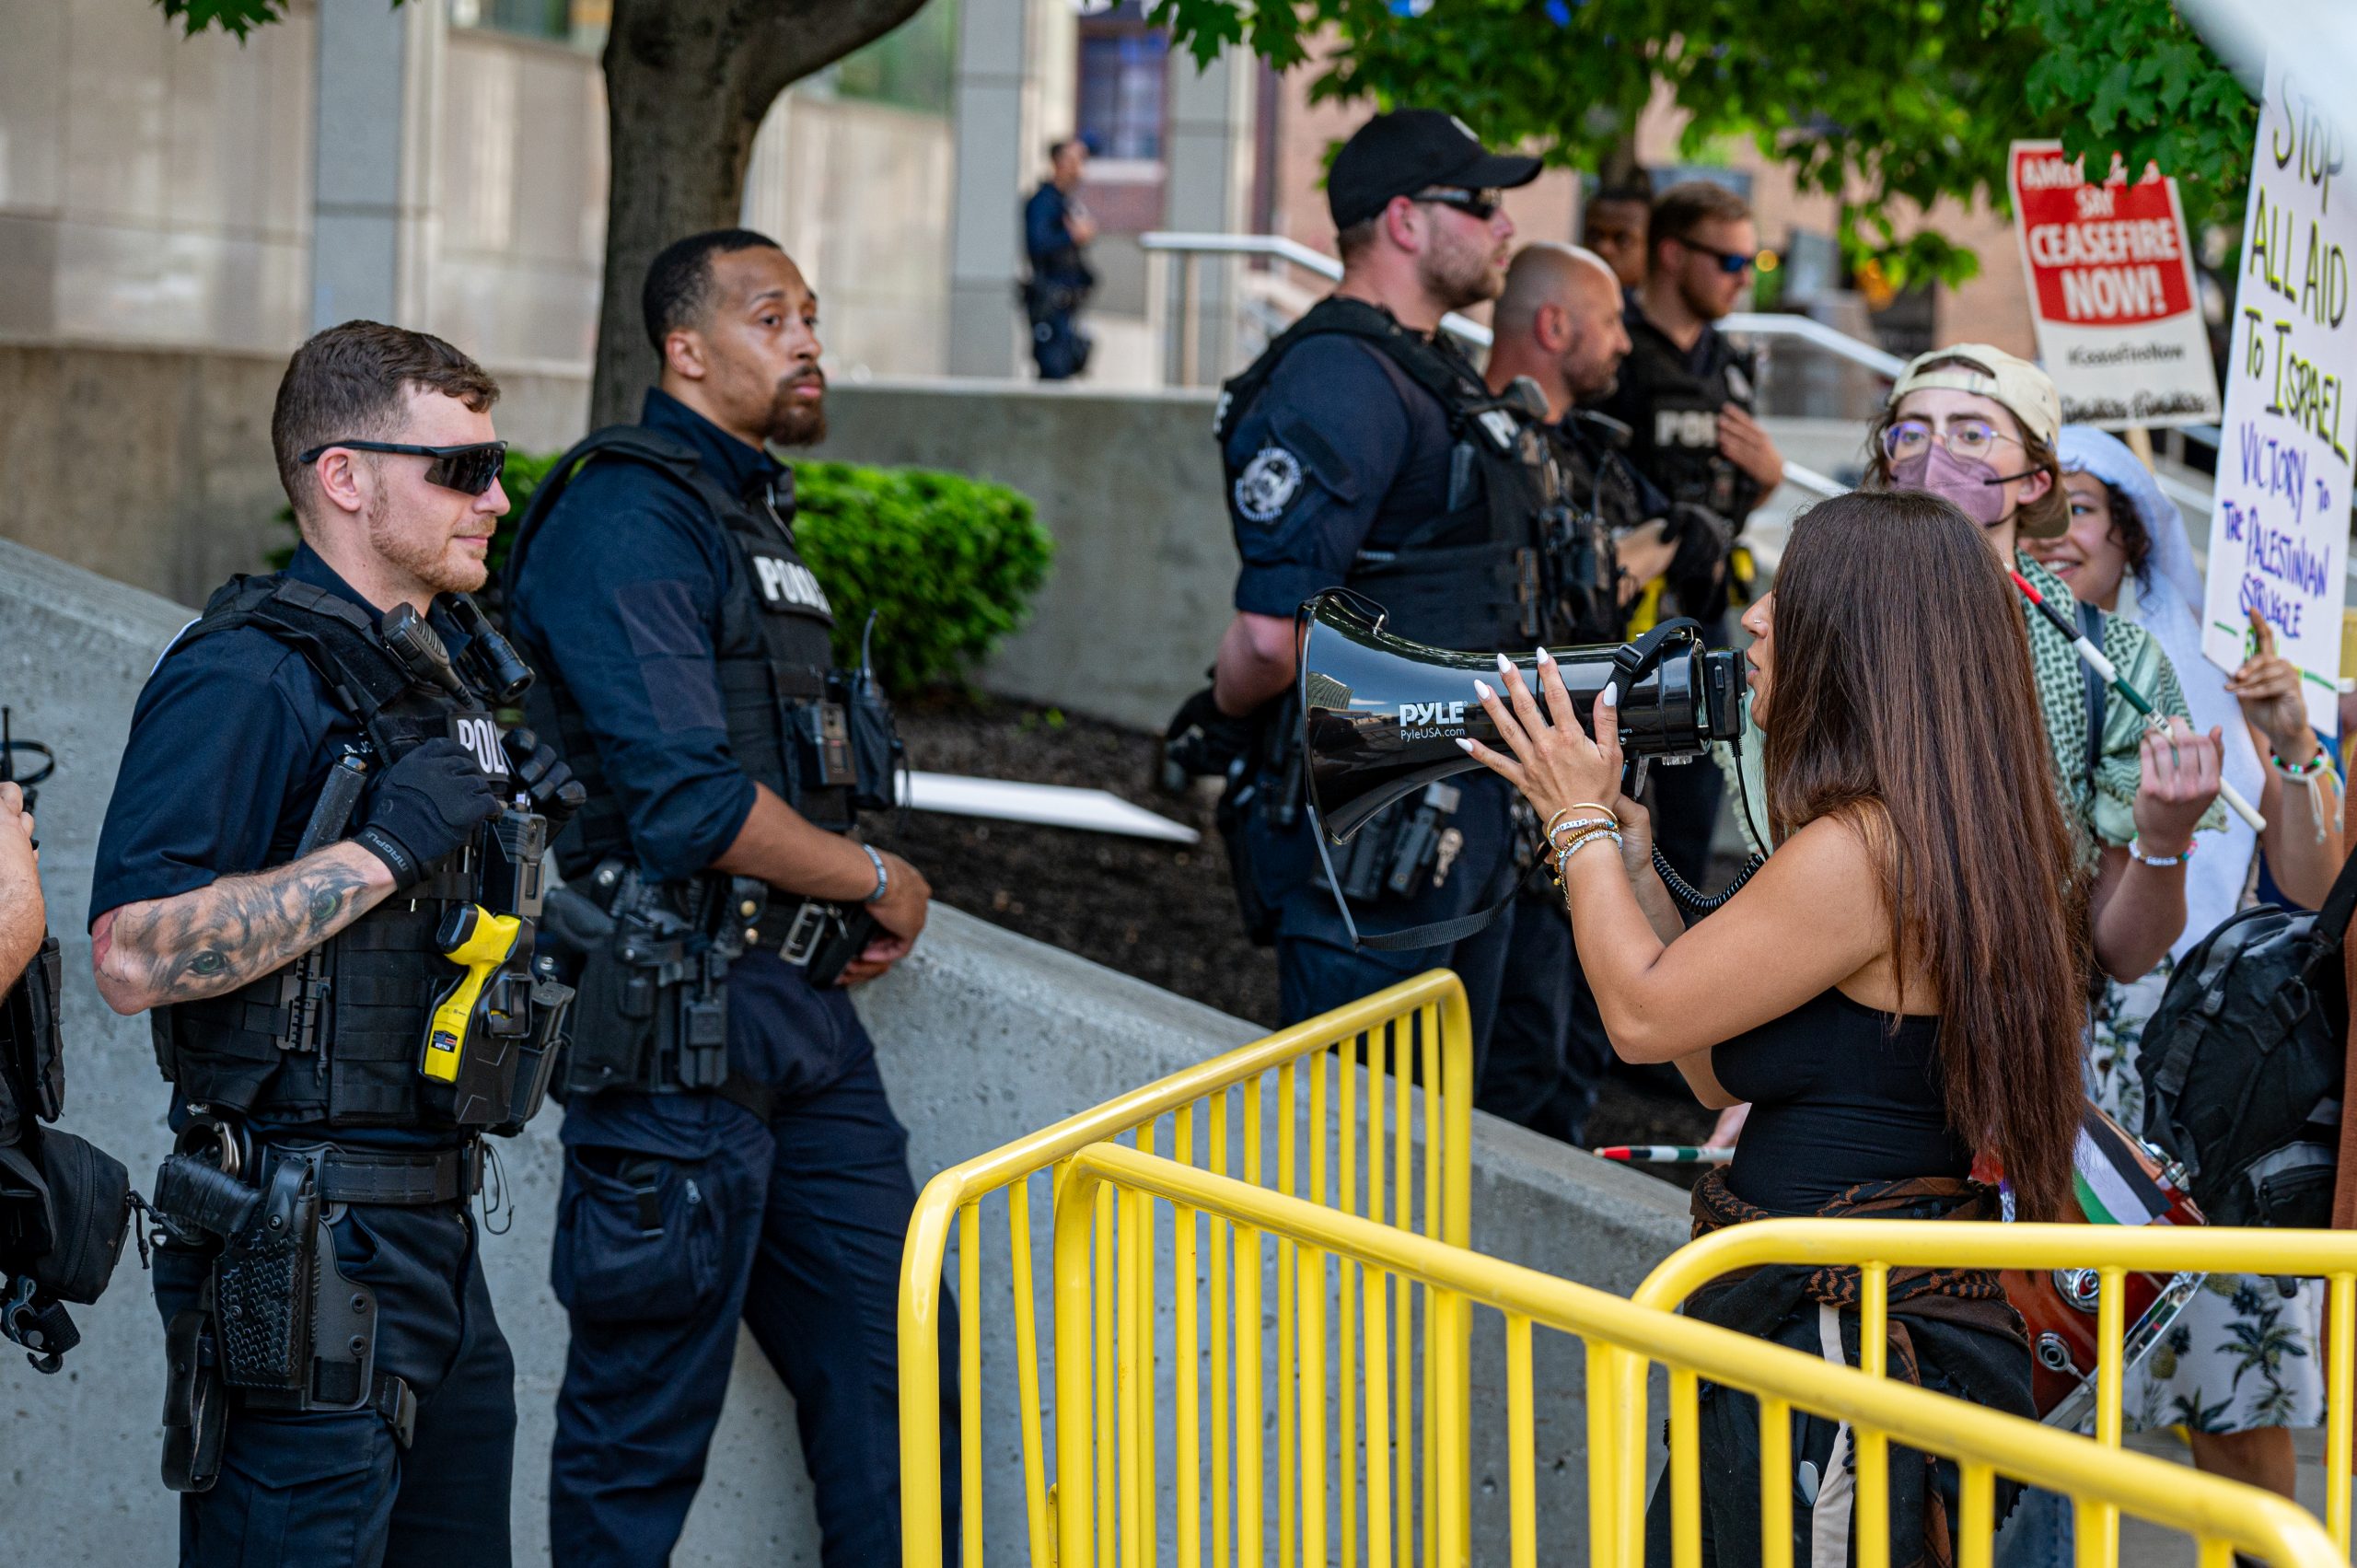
left=1592, top=300, right=1760, bottom=522
left=1225, top=331, right=1458, bottom=618
left=91, top=543, right=480, bottom=1148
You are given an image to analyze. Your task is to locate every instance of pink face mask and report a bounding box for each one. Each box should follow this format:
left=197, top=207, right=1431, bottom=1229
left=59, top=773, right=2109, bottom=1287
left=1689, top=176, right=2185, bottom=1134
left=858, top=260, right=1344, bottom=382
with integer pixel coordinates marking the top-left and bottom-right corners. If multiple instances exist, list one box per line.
left=1890, top=444, right=2011, bottom=527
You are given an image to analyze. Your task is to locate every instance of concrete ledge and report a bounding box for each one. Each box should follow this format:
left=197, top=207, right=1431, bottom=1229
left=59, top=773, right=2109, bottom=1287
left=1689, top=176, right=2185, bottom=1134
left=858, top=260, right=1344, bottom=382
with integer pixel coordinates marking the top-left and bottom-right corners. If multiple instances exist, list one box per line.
left=0, top=537, right=1689, bottom=1562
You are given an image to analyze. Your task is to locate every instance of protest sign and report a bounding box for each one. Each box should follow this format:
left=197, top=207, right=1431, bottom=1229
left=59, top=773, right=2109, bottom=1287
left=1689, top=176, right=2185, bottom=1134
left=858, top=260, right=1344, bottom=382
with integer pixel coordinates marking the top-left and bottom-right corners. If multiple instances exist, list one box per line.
left=2008, top=141, right=2220, bottom=427
left=2200, top=60, right=2354, bottom=733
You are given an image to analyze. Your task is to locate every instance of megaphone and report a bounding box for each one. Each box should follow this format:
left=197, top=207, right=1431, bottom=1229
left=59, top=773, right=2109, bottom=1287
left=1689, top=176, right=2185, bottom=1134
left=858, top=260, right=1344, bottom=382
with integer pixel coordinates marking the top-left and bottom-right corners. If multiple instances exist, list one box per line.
left=1297, top=590, right=1747, bottom=845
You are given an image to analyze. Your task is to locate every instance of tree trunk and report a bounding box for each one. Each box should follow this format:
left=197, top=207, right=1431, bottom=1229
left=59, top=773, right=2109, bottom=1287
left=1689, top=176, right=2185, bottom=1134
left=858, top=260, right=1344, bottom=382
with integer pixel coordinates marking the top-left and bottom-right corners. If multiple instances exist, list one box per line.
left=1597, top=130, right=1645, bottom=192
left=589, top=0, right=929, bottom=430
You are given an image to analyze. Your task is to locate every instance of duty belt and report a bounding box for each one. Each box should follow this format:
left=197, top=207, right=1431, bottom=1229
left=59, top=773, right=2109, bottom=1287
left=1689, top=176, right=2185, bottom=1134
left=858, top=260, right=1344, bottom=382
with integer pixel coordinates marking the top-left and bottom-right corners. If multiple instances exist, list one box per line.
left=258, top=1141, right=485, bottom=1207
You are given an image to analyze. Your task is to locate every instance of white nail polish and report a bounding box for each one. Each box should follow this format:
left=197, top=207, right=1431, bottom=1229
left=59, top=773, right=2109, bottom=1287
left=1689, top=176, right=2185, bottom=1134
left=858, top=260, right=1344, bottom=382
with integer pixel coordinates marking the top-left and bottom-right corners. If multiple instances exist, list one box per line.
left=1535, top=645, right=1554, bottom=665
left=1455, top=738, right=1475, bottom=753
left=1598, top=683, right=1619, bottom=708
left=1496, top=652, right=1515, bottom=676
left=1474, top=679, right=1494, bottom=701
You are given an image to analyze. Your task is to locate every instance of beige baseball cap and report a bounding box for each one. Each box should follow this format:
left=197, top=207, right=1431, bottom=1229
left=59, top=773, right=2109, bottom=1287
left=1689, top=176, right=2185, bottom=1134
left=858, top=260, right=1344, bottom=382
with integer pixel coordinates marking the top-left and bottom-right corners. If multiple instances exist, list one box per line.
left=1888, top=343, right=2061, bottom=447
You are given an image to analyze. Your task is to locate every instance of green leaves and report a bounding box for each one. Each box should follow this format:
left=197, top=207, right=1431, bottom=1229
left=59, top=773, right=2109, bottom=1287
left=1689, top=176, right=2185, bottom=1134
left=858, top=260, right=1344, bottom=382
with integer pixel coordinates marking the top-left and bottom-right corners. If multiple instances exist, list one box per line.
left=1156, top=0, right=2255, bottom=286
left=157, top=0, right=327, bottom=38
left=790, top=463, right=1055, bottom=693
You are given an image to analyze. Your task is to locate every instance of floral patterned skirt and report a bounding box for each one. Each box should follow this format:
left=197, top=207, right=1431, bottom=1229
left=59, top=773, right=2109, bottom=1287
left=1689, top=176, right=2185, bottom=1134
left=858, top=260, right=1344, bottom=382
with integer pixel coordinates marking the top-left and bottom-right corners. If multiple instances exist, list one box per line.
left=2087, top=963, right=2325, bottom=1434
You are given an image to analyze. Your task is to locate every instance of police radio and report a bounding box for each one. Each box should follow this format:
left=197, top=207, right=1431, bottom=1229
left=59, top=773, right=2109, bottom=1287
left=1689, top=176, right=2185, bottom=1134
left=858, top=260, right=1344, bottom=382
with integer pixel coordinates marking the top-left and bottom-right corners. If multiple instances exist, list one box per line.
left=1295, top=590, right=1744, bottom=846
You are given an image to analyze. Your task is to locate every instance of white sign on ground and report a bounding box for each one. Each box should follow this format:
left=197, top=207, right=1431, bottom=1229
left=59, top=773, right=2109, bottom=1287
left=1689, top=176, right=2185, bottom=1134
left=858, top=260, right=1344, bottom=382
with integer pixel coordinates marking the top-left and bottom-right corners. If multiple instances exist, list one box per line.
left=2200, top=59, right=2354, bottom=732
left=2007, top=140, right=2220, bottom=427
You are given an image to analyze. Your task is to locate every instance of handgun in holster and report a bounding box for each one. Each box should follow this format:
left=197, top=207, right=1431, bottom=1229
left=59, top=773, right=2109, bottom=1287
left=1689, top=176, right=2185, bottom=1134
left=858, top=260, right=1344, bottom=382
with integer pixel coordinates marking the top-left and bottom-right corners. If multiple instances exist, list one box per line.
left=155, top=1147, right=407, bottom=1493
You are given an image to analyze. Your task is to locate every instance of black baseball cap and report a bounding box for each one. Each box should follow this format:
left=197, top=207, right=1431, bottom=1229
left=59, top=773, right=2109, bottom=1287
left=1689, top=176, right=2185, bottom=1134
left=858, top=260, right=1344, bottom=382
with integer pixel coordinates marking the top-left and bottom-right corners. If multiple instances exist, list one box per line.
left=1326, top=110, right=1542, bottom=230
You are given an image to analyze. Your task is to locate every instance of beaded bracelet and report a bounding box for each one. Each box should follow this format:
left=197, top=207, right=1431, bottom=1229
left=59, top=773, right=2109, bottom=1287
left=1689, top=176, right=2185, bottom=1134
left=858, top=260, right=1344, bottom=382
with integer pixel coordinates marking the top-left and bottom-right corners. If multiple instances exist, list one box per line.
left=1544, top=806, right=1619, bottom=842
left=2270, top=745, right=2335, bottom=778
left=2269, top=744, right=2340, bottom=843
left=1551, top=828, right=1622, bottom=885
left=1547, top=816, right=1617, bottom=849
left=2127, top=835, right=2194, bottom=867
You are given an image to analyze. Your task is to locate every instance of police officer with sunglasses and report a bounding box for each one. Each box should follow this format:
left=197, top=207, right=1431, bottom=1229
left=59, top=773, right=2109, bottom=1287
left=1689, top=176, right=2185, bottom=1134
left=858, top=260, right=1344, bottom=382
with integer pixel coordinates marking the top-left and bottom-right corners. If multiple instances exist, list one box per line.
left=1592, top=179, right=1785, bottom=891
left=88, top=320, right=578, bottom=1566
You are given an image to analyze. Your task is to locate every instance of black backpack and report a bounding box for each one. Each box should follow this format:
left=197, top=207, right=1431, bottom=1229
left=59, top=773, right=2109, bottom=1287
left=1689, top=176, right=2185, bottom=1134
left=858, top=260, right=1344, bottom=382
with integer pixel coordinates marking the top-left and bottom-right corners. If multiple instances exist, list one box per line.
left=2135, top=848, right=2357, bottom=1228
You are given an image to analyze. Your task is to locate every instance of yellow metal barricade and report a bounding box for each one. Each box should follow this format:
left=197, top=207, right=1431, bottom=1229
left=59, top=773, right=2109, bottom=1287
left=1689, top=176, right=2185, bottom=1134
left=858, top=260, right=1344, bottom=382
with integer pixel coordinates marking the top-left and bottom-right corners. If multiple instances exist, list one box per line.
left=1054, top=1144, right=2344, bottom=1568
left=898, top=970, right=1476, bottom=1567
left=1626, top=1220, right=2357, bottom=1562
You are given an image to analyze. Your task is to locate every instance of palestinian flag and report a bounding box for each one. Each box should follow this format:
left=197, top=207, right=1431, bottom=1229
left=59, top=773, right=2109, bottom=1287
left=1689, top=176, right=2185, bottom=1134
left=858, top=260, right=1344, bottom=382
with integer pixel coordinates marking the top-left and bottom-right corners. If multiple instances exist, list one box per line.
left=2072, top=1109, right=2174, bottom=1227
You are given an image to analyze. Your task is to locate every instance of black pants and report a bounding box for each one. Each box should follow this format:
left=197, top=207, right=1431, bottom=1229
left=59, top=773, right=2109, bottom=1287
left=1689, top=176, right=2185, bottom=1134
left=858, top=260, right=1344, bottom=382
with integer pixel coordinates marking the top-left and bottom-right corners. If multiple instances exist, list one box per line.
left=1479, top=889, right=1613, bottom=1144
left=152, top=1199, right=515, bottom=1568
left=547, top=1049, right=955, bottom=1568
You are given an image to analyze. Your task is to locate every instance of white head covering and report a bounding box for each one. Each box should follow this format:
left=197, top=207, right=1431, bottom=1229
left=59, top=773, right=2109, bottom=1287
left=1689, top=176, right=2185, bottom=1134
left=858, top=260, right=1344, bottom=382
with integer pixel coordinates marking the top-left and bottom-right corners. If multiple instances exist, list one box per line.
left=2057, top=426, right=2259, bottom=960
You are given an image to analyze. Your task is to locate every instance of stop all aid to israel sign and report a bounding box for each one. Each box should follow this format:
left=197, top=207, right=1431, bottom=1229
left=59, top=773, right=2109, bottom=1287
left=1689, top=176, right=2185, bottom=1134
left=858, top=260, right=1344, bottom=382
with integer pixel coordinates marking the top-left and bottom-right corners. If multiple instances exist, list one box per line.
left=2007, top=141, right=2220, bottom=428
left=2200, top=59, right=2354, bottom=733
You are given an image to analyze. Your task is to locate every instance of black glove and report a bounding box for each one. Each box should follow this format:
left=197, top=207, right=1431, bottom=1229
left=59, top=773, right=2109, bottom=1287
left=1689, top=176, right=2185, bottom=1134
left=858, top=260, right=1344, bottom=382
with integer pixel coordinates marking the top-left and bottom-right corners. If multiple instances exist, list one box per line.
left=353, top=738, right=505, bottom=891
left=1163, top=685, right=1255, bottom=782
left=501, top=726, right=586, bottom=835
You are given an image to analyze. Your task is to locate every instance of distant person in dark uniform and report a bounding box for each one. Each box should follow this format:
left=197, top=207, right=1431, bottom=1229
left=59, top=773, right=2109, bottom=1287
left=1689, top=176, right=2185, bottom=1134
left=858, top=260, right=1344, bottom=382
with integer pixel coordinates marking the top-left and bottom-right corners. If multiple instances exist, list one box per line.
left=1580, top=177, right=1654, bottom=293
left=1594, top=180, right=1784, bottom=890
left=1024, top=138, right=1097, bottom=380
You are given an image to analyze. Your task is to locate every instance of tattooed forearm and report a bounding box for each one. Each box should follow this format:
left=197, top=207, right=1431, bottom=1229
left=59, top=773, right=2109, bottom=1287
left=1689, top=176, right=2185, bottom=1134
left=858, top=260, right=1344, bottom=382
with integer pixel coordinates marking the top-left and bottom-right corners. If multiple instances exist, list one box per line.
left=90, top=842, right=396, bottom=1015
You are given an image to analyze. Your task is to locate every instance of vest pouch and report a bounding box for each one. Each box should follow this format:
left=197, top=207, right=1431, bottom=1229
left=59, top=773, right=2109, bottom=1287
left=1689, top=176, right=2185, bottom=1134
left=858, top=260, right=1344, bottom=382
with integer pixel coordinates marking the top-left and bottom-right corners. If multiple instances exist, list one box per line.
left=1, top=935, right=65, bottom=1135
left=788, top=698, right=860, bottom=794
left=830, top=668, right=906, bottom=812
left=495, top=978, right=574, bottom=1136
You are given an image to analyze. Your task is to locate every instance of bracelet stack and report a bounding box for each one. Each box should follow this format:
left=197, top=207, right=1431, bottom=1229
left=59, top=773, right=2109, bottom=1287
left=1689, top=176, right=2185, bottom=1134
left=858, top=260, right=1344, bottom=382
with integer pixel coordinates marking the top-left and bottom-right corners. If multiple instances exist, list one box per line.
left=1547, top=801, right=1623, bottom=889
left=2127, top=835, right=2193, bottom=867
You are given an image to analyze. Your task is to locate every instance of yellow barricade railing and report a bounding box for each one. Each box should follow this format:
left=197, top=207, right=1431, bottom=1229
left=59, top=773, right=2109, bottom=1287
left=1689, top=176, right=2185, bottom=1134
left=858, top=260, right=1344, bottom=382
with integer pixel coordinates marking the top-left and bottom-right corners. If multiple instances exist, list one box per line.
left=1053, top=1144, right=2345, bottom=1568
left=1626, top=1220, right=2357, bottom=1564
left=897, top=970, right=1475, bottom=1567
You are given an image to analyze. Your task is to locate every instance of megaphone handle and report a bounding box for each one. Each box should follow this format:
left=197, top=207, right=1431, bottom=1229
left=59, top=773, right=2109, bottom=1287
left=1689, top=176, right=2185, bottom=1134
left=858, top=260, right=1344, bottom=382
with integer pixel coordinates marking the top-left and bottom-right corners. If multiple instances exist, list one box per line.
left=1624, top=755, right=1651, bottom=798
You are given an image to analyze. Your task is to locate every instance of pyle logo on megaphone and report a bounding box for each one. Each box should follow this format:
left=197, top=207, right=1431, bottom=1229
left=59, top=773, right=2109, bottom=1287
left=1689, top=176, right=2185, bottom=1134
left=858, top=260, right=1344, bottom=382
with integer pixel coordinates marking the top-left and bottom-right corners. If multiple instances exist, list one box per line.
left=1399, top=699, right=1468, bottom=738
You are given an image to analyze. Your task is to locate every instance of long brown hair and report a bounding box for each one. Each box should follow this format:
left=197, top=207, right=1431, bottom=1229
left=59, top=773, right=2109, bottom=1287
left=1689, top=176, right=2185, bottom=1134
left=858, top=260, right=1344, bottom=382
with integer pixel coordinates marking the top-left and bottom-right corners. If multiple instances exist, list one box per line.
left=1863, top=359, right=2070, bottom=540
left=1761, top=490, right=2089, bottom=1219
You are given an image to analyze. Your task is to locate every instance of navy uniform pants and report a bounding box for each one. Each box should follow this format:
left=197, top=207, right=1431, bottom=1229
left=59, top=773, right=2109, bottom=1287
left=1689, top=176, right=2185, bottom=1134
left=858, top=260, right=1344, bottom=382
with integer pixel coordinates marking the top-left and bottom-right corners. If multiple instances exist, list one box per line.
left=152, top=1199, right=516, bottom=1568
left=1479, top=889, right=1614, bottom=1144
left=546, top=1049, right=956, bottom=1568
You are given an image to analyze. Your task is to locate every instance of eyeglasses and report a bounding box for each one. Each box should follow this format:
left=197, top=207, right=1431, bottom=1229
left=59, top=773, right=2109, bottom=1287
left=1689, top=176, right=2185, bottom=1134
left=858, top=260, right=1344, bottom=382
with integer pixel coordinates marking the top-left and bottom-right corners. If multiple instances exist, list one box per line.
left=1411, top=186, right=1504, bottom=223
left=296, top=439, right=509, bottom=496
left=1673, top=235, right=1759, bottom=275
left=1879, top=416, right=2023, bottom=464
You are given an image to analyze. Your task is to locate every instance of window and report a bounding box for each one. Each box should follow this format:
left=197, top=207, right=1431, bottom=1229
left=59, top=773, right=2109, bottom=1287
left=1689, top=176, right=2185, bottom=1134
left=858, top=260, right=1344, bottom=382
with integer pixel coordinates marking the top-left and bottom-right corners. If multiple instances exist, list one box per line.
left=1077, top=31, right=1167, bottom=162
left=448, top=0, right=608, bottom=50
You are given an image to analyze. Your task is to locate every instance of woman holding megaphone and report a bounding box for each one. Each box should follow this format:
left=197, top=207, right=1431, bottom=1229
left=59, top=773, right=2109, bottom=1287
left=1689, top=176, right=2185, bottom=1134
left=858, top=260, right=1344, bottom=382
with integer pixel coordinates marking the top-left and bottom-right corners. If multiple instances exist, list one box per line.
left=1460, top=491, right=2084, bottom=1566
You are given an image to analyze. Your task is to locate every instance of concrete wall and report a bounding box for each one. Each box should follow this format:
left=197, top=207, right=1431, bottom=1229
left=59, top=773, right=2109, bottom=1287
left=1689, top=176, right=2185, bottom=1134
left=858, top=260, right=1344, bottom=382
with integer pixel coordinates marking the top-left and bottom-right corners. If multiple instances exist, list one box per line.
left=0, top=535, right=1689, bottom=1562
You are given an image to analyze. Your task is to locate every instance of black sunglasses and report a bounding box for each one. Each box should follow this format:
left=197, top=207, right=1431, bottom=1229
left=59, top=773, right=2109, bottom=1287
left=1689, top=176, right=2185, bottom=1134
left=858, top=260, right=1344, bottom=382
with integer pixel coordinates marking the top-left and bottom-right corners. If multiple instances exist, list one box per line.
left=1673, top=235, right=1758, bottom=275
left=296, top=439, right=509, bottom=495
left=1411, top=186, right=1504, bottom=222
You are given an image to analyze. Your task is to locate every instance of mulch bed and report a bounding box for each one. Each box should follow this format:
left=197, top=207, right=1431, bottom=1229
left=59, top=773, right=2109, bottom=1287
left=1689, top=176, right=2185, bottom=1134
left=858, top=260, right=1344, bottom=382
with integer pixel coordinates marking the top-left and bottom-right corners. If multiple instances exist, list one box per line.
left=868, top=694, right=1715, bottom=1174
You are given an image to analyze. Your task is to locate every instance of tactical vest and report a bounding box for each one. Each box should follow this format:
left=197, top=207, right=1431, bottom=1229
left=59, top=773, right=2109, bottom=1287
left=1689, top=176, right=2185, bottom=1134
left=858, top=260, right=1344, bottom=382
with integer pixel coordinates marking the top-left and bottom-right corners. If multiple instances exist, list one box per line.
left=0, top=937, right=64, bottom=1151
left=505, top=425, right=853, bottom=880
left=152, top=577, right=540, bottom=1132
left=1608, top=316, right=1764, bottom=523
left=1216, top=298, right=1557, bottom=651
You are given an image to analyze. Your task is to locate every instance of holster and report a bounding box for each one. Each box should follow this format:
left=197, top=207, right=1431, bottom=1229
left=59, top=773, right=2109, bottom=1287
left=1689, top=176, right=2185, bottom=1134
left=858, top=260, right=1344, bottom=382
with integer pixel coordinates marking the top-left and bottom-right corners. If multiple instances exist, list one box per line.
left=157, top=1148, right=410, bottom=1493
left=556, top=871, right=733, bottom=1100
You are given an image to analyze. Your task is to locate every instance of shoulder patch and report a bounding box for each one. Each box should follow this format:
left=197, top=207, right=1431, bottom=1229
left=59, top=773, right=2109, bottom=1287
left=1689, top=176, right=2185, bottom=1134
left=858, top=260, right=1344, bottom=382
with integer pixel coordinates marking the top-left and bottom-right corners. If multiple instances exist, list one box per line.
left=1234, top=446, right=1305, bottom=525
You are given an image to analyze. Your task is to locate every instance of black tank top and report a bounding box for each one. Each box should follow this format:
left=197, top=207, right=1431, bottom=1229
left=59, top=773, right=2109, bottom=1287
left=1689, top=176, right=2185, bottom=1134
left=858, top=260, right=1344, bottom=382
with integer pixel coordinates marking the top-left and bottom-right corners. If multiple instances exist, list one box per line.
left=1711, top=988, right=1970, bottom=1214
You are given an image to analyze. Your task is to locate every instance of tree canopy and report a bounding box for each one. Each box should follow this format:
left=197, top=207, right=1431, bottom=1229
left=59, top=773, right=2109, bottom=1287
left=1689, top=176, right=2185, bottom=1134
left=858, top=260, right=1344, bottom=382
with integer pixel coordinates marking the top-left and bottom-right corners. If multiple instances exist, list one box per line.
left=1153, top=0, right=2258, bottom=285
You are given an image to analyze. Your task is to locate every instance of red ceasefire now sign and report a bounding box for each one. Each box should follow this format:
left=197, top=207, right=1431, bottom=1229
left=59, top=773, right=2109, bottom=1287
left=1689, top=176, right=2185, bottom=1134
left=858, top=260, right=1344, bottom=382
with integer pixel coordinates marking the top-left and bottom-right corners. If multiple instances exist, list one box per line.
left=2011, top=145, right=2195, bottom=326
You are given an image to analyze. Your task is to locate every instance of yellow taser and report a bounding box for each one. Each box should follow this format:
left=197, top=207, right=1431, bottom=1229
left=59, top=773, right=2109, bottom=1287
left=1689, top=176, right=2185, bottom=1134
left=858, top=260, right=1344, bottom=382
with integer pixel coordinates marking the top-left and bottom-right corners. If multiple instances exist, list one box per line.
left=422, top=904, right=522, bottom=1084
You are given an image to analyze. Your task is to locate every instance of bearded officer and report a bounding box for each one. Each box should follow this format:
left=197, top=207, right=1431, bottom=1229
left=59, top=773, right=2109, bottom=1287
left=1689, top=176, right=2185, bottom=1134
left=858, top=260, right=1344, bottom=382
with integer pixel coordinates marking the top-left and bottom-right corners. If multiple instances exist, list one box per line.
left=501, top=229, right=950, bottom=1568
left=1191, top=110, right=1548, bottom=1058
left=88, top=322, right=577, bottom=1564
left=1592, top=180, right=1783, bottom=888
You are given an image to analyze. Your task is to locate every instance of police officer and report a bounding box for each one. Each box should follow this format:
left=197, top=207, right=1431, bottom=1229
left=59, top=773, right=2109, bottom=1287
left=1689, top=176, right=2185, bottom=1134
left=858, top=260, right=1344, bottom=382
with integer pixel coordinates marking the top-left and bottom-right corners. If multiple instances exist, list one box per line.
left=1593, top=180, right=1785, bottom=887
left=88, top=321, right=576, bottom=1564
left=1194, top=110, right=1545, bottom=1054
left=1473, top=242, right=1691, bottom=1141
left=501, top=230, right=949, bottom=1568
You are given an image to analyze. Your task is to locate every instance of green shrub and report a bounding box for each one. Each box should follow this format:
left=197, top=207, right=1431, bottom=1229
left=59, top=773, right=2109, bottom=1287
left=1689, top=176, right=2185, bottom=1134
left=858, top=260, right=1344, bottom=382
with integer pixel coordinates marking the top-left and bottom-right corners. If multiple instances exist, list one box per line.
left=267, top=450, right=1051, bottom=693
left=792, top=460, right=1052, bottom=691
